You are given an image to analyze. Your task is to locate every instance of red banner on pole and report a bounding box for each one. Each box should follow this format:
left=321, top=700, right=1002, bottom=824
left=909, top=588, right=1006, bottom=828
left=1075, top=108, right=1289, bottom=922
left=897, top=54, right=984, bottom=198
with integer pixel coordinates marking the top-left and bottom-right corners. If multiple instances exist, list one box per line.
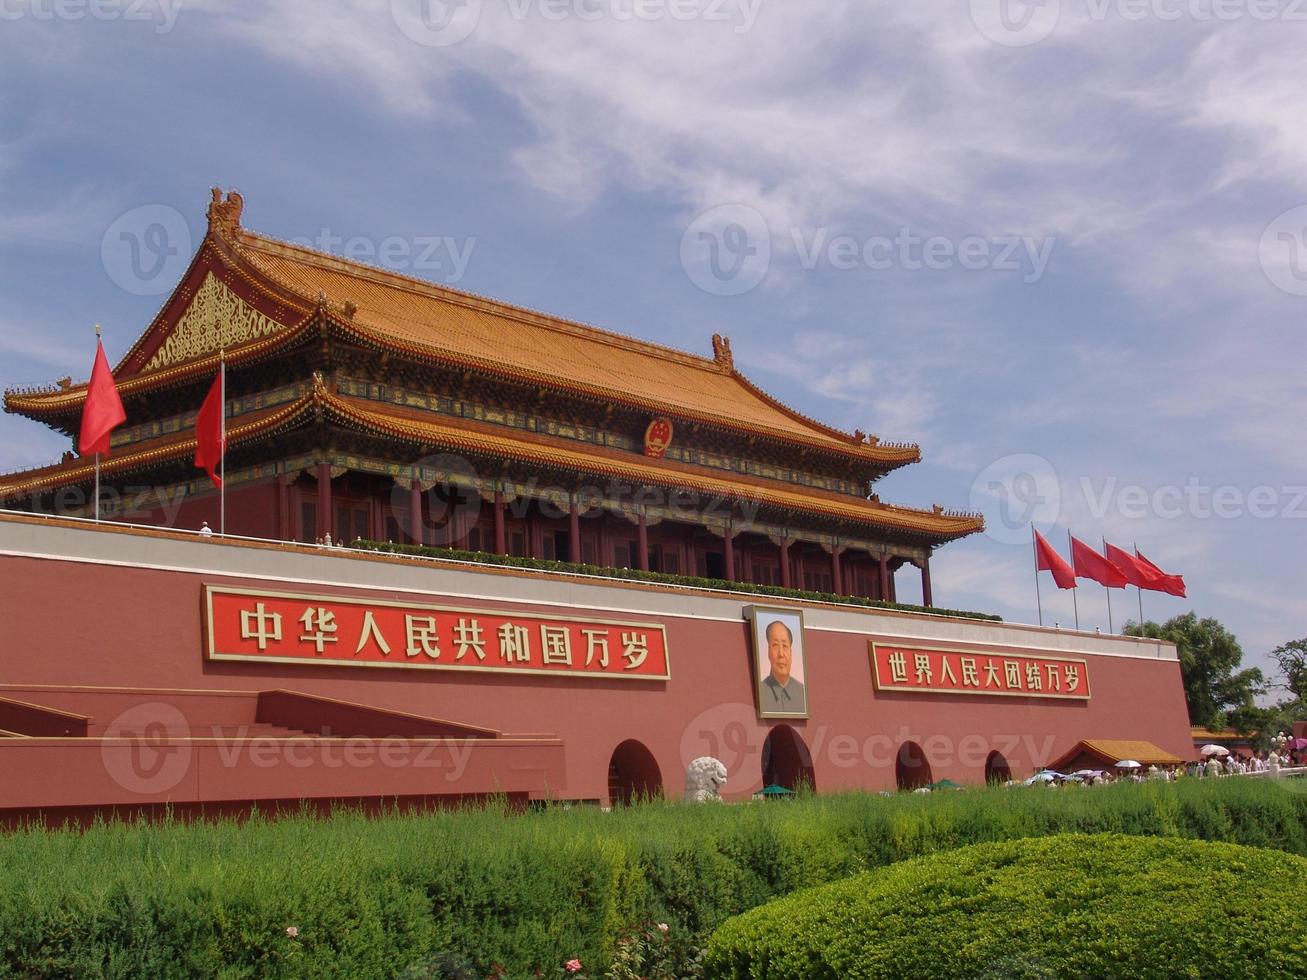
left=194, top=369, right=225, bottom=489
left=870, top=643, right=1091, bottom=700
left=79, top=338, right=126, bottom=457
left=205, top=586, right=671, bottom=680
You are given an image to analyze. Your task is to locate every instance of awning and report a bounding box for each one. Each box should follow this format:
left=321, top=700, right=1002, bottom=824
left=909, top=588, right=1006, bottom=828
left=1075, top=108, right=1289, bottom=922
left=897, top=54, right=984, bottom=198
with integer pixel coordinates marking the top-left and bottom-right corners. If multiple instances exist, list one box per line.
left=1049, top=739, right=1185, bottom=771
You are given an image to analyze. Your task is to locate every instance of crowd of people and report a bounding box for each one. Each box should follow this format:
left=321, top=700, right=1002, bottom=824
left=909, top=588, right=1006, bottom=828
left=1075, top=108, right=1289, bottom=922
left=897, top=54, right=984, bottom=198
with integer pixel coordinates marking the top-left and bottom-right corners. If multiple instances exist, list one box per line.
left=1187, top=748, right=1304, bottom=778
left=1016, top=747, right=1305, bottom=788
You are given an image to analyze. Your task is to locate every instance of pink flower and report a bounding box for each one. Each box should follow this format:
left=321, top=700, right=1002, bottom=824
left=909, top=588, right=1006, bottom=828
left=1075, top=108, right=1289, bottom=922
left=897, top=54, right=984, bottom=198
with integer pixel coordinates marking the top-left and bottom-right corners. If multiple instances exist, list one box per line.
left=565, top=959, right=582, bottom=973
left=285, top=926, right=299, bottom=938
left=656, top=923, right=669, bottom=933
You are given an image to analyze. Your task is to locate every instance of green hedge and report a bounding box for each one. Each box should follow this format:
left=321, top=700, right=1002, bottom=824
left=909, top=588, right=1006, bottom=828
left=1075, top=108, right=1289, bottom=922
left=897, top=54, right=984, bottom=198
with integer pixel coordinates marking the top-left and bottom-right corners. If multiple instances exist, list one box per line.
left=1, top=780, right=1305, bottom=978
left=351, top=539, right=1002, bottom=622
left=704, top=833, right=1307, bottom=978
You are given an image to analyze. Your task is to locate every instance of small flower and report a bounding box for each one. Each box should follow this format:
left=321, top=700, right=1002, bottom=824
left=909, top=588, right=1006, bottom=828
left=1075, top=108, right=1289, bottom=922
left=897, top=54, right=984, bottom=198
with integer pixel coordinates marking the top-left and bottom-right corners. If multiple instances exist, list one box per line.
left=285, top=926, right=299, bottom=938
left=564, top=959, right=582, bottom=973
left=656, top=923, right=669, bottom=933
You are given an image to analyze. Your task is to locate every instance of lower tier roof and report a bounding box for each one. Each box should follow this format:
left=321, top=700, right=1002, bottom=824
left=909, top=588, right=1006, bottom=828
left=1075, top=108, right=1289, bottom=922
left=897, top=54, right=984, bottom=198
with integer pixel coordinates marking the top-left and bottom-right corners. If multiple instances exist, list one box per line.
left=0, top=380, right=983, bottom=543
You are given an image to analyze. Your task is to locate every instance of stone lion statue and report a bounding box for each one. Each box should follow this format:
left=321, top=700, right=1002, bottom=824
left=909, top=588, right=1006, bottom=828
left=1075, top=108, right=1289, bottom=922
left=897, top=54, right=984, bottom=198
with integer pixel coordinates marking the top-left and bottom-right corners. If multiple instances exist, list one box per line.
left=684, top=757, right=728, bottom=803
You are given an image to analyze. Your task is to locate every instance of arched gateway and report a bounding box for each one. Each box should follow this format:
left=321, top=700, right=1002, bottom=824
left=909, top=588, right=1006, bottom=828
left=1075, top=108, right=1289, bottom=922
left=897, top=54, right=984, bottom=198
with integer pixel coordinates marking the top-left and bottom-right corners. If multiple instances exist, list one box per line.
left=761, top=725, right=816, bottom=792
left=607, top=740, right=663, bottom=806
left=985, top=750, right=1012, bottom=784
left=896, top=740, right=933, bottom=790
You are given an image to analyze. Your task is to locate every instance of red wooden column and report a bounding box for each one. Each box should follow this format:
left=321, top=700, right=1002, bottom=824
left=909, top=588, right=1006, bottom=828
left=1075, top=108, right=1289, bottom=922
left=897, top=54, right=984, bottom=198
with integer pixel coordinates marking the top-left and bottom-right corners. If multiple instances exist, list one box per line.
left=409, top=482, right=423, bottom=545
left=920, top=558, right=933, bottom=608
left=277, top=474, right=291, bottom=541
left=779, top=538, right=792, bottom=589
left=637, top=512, right=649, bottom=571
left=878, top=554, right=891, bottom=601
left=831, top=546, right=843, bottom=595
left=317, top=462, right=333, bottom=542
left=599, top=515, right=612, bottom=568
left=568, top=495, right=582, bottom=563
left=724, top=529, right=736, bottom=582
left=493, top=489, right=506, bottom=554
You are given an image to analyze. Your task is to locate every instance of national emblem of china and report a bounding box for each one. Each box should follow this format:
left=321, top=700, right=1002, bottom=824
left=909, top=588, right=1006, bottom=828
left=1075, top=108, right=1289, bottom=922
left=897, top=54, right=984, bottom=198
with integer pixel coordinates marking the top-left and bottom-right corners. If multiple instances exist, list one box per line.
left=644, top=417, right=674, bottom=458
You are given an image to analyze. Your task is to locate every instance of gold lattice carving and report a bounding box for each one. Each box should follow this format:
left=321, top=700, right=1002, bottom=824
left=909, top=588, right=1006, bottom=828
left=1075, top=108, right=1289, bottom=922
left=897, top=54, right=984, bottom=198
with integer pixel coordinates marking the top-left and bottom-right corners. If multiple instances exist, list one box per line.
left=143, top=272, right=282, bottom=371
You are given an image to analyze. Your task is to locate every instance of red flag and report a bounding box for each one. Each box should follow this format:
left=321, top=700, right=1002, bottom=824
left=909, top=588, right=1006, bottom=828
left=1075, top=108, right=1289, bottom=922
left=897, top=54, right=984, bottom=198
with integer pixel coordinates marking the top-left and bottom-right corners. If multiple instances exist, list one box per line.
left=1103, top=541, right=1159, bottom=589
left=1034, top=530, right=1076, bottom=590
left=194, top=370, right=225, bottom=489
left=1134, top=550, right=1186, bottom=598
left=78, top=338, right=126, bottom=457
left=1070, top=535, right=1127, bottom=588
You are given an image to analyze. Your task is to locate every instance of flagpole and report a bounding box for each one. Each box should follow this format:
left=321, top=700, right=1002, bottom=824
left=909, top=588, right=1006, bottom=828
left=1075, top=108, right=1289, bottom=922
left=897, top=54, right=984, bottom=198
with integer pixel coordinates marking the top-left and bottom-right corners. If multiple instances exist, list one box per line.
left=219, top=349, right=226, bottom=537
left=1134, top=540, right=1144, bottom=626
left=1067, top=528, right=1079, bottom=631
left=93, top=323, right=101, bottom=524
left=1031, top=525, right=1044, bottom=627
left=1102, top=536, right=1114, bottom=633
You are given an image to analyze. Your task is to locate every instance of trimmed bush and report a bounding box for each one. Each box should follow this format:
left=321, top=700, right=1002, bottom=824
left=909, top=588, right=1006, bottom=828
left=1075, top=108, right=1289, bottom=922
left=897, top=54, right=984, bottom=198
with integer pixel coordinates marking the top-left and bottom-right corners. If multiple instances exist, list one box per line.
left=704, top=833, right=1307, bottom=979
left=1, top=780, right=1305, bottom=977
left=351, top=539, right=1001, bottom=622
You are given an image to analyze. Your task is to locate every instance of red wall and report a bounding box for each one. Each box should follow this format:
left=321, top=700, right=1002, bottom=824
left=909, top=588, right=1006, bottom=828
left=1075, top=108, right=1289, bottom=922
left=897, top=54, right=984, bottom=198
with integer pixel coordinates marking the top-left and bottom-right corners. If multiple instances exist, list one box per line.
left=0, top=551, right=1193, bottom=802
left=118, top=480, right=282, bottom=539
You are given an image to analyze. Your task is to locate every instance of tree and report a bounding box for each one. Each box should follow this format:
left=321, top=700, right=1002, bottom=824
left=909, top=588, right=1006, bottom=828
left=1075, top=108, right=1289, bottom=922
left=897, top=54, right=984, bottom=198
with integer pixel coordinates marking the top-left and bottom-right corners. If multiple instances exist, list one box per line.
left=1270, top=638, right=1307, bottom=702
left=1125, top=613, right=1265, bottom=730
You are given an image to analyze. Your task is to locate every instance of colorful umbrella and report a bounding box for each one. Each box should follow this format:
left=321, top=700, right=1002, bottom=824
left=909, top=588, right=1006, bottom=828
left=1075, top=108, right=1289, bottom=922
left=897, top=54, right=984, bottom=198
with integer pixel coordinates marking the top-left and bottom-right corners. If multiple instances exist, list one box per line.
left=1024, top=771, right=1062, bottom=785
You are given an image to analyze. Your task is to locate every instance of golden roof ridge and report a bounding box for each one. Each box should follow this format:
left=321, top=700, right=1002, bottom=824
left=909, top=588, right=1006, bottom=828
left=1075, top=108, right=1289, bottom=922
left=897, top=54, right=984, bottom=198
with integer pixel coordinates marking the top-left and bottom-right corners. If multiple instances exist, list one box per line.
left=233, top=227, right=730, bottom=376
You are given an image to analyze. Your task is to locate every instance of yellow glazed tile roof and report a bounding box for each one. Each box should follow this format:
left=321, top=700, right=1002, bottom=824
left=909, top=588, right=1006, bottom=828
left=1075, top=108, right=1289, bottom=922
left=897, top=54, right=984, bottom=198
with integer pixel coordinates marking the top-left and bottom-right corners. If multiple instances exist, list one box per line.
left=5, top=191, right=922, bottom=468
left=1074, top=739, right=1184, bottom=766
left=229, top=228, right=917, bottom=464
left=0, top=382, right=980, bottom=540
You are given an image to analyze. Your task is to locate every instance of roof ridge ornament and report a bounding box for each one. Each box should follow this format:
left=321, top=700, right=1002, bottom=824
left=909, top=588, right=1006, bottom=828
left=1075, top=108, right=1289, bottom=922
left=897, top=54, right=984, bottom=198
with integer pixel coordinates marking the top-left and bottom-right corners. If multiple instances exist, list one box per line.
left=711, top=333, right=733, bottom=371
left=207, top=187, right=244, bottom=237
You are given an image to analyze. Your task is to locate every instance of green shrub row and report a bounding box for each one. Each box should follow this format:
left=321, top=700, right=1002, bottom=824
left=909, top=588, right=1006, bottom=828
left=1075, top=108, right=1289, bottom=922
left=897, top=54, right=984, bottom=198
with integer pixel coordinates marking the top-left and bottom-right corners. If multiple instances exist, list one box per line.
left=704, top=833, right=1307, bottom=979
left=351, top=539, right=1002, bottom=622
left=1, top=779, right=1304, bottom=978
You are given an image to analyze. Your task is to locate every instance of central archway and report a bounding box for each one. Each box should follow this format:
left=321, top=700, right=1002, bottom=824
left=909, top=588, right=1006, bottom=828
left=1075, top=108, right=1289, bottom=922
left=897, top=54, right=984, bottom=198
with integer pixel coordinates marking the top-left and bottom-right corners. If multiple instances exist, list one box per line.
left=761, top=725, right=816, bottom=792
left=607, top=740, right=663, bottom=806
left=896, top=740, right=933, bottom=790
left=985, top=750, right=1012, bottom=785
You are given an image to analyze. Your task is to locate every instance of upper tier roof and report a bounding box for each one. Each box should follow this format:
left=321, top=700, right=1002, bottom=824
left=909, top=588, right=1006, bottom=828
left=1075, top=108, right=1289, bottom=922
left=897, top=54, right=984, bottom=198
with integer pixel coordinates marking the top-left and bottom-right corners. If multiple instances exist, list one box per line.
left=4, top=189, right=920, bottom=468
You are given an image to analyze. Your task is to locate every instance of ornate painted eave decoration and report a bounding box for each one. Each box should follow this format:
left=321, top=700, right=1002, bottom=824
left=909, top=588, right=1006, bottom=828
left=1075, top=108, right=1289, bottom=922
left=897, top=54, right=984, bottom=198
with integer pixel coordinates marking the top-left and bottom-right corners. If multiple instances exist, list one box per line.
left=141, top=271, right=283, bottom=372
left=0, top=394, right=316, bottom=501
left=0, top=377, right=983, bottom=540
left=311, top=389, right=981, bottom=541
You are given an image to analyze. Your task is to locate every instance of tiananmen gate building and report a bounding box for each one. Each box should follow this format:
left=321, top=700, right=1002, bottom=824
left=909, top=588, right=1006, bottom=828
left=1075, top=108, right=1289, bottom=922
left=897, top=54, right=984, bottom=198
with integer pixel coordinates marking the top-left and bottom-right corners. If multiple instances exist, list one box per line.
left=0, top=189, right=1193, bottom=824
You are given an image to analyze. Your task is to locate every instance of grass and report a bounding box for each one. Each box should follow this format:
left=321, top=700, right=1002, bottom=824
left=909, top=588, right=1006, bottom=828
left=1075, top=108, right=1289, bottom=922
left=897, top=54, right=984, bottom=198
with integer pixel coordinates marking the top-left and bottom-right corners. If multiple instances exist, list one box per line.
left=0, top=778, right=1303, bottom=977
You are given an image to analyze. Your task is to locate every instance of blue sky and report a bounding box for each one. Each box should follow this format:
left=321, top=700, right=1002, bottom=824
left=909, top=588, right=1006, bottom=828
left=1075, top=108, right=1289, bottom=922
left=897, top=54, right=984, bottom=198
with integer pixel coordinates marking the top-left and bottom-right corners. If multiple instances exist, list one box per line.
left=1, top=1, right=1303, bottom=686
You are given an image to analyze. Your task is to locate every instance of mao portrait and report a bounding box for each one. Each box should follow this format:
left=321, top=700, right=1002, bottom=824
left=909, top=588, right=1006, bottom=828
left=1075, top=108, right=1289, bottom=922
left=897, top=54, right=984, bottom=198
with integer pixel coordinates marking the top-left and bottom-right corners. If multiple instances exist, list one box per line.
left=746, top=607, right=808, bottom=718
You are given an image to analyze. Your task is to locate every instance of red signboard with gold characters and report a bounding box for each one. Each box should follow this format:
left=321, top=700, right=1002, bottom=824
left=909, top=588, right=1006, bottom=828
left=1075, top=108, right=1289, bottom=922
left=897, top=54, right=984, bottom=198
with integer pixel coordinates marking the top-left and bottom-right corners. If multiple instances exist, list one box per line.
left=870, top=643, right=1090, bottom=700
left=643, top=417, right=673, bottom=458
left=205, top=586, right=670, bottom=680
